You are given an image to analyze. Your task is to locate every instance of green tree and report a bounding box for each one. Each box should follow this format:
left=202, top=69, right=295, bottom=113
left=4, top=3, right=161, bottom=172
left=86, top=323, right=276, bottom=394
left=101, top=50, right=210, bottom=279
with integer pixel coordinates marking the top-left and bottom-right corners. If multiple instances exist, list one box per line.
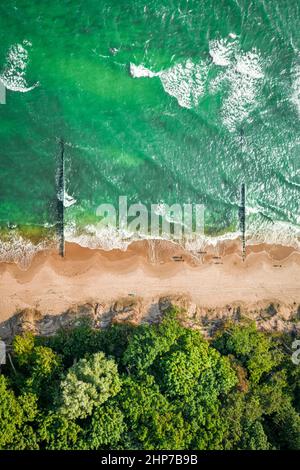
left=13, top=331, right=35, bottom=366
left=117, top=375, right=189, bottom=450
left=220, top=391, right=268, bottom=449
left=122, top=309, right=184, bottom=373
left=57, top=352, right=121, bottom=420
left=79, top=403, right=125, bottom=450
left=12, top=333, right=62, bottom=400
left=44, top=318, right=97, bottom=367
left=157, top=329, right=237, bottom=399
left=272, top=402, right=300, bottom=450
left=239, top=421, right=270, bottom=450
left=213, top=323, right=283, bottom=383
left=0, top=375, right=39, bottom=449
left=1, top=314, right=299, bottom=451
left=38, top=412, right=82, bottom=450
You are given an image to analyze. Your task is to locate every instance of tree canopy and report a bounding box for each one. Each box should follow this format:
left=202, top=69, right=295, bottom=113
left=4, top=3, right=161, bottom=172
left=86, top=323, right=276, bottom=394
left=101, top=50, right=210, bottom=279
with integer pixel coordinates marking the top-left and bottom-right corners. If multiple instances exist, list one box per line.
left=0, top=309, right=299, bottom=450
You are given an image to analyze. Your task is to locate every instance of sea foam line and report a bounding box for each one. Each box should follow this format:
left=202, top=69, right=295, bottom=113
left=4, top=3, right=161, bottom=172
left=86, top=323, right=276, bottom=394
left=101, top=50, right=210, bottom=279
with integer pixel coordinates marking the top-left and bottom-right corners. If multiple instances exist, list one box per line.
left=0, top=235, right=50, bottom=270
left=1, top=218, right=299, bottom=270
left=64, top=218, right=300, bottom=253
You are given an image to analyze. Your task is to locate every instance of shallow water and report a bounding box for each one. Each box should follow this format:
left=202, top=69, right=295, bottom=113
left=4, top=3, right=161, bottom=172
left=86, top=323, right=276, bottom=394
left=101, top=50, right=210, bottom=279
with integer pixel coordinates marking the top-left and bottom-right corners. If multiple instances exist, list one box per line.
left=0, top=0, right=299, bottom=253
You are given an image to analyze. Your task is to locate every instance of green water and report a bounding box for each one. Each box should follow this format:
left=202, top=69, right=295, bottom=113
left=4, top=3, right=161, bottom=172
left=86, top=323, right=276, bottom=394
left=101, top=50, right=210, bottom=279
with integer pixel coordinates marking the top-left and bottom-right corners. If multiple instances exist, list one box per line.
left=0, top=0, right=299, bottom=250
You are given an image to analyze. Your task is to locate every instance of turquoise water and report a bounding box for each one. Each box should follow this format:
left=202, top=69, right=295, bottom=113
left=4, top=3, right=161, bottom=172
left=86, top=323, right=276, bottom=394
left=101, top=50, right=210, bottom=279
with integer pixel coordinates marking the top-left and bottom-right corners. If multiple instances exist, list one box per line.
left=0, top=0, right=299, bottom=251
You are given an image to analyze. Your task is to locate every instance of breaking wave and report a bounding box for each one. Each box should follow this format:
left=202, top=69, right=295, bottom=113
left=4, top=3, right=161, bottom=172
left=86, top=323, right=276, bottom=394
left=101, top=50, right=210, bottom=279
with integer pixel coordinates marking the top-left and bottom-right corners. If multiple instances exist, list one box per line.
left=0, top=41, right=39, bottom=93
left=64, top=218, right=300, bottom=256
left=1, top=217, right=299, bottom=270
left=130, top=36, right=264, bottom=131
left=130, top=59, right=208, bottom=109
left=0, top=234, right=49, bottom=270
left=209, top=37, right=236, bottom=66
left=291, top=59, right=300, bottom=118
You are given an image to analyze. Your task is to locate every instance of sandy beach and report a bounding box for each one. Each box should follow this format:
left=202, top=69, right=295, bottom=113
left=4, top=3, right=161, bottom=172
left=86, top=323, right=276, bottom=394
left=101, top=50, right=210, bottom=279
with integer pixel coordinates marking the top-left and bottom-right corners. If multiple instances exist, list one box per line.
left=0, top=239, right=300, bottom=323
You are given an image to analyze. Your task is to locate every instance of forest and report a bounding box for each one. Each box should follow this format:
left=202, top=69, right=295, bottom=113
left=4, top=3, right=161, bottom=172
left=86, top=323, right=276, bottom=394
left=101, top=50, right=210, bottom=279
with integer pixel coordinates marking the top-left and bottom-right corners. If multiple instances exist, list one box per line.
left=0, top=308, right=299, bottom=450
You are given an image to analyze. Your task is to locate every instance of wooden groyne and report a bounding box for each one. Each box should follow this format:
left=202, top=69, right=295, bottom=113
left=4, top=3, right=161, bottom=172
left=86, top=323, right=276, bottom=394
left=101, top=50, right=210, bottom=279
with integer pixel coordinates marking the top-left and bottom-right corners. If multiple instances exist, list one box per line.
left=239, top=182, right=246, bottom=261
left=239, top=129, right=246, bottom=261
left=56, top=139, right=65, bottom=257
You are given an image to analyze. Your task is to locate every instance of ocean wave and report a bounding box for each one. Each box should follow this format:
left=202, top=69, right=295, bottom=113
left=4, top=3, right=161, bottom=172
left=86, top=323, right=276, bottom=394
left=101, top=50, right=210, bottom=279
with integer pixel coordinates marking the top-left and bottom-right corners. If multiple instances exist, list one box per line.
left=130, top=59, right=208, bottom=109
left=159, top=59, right=208, bottom=109
left=56, top=177, right=77, bottom=207
left=247, top=220, right=300, bottom=250
left=210, top=45, right=264, bottom=132
left=129, top=63, right=158, bottom=78
left=0, top=42, right=39, bottom=93
left=64, top=223, right=241, bottom=255
left=0, top=235, right=49, bottom=270
left=1, top=218, right=299, bottom=269
left=291, top=60, right=300, bottom=118
left=130, top=37, right=264, bottom=130
left=65, top=223, right=133, bottom=251
left=64, top=217, right=300, bottom=254
left=209, top=37, right=236, bottom=66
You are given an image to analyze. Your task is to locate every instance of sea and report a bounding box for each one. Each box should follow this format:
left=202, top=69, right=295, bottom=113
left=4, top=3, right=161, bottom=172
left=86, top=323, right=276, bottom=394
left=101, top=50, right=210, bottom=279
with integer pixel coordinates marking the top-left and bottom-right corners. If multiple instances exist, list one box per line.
left=0, top=0, right=299, bottom=266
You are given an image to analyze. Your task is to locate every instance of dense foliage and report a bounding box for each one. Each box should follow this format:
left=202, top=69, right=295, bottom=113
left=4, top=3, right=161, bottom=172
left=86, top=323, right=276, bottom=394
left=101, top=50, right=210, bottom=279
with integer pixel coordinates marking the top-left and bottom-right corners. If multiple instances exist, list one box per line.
left=0, top=309, right=299, bottom=450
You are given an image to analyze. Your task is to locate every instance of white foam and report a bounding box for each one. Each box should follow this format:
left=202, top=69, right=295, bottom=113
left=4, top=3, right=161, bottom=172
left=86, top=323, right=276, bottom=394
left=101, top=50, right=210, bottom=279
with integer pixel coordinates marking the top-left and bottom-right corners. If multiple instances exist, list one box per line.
left=247, top=220, right=300, bottom=250
left=0, top=42, right=38, bottom=93
left=130, top=59, right=208, bottom=109
left=220, top=49, right=264, bottom=132
left=129, top=63, right=158, bottom=78
left=209, top=38, right=235, bottom=66
left=65, top=223, right=133, bottom=251
left=185, top=231, right=241, bottom=252
left=130, top=39, right=263, bottom=126
left=64, top=192, right=77, bottom=208
left=64, top=209, right=300, bottom=254
left=159, top=59, right=208, bottom=108
left=291, top=61, right=300, bottom=117
left=235, top=51, right=264, bottom=79
left=2, top=216, right=299, bottom=270
left=0, top=235, right=48, bottom=270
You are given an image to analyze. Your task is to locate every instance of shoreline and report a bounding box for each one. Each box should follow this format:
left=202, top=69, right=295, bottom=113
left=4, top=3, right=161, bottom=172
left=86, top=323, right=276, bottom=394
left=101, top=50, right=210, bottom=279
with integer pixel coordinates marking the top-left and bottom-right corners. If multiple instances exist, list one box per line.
left=0, top=239, right=300, bottom=323
left=1, top=220, right=300, bottom=270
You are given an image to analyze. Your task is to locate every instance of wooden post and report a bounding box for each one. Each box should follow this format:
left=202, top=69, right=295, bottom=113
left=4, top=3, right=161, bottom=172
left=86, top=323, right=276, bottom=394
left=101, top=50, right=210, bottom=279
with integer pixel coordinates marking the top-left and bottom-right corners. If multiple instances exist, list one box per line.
left=56, top=139, right=65, bottom=257
left=239, top=128, right=246, bottom=261
left=239, top=183, right=246, bottom=261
